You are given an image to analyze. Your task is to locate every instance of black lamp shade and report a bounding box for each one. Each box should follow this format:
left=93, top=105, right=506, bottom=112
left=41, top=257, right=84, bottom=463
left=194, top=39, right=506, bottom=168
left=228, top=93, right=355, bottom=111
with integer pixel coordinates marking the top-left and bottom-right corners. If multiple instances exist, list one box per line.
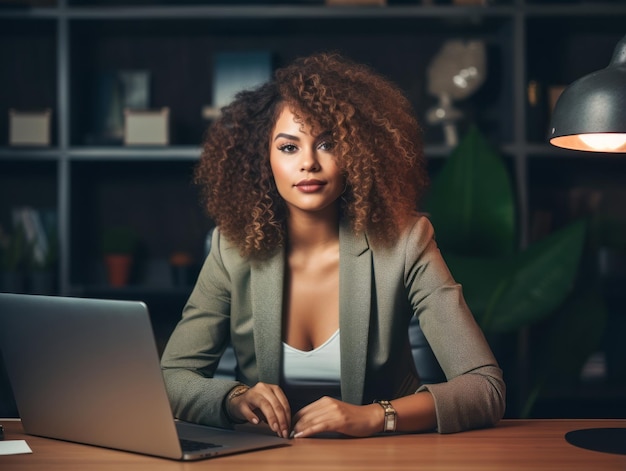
left=549, top=34, right=626, bottom=153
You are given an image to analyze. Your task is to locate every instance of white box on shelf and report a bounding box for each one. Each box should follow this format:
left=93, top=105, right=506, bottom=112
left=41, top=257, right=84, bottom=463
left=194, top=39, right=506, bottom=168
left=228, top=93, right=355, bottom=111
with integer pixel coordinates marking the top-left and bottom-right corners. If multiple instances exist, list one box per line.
left=9, top=109, right=52, bottom=146
left=124, top=107, right=170, bottom=146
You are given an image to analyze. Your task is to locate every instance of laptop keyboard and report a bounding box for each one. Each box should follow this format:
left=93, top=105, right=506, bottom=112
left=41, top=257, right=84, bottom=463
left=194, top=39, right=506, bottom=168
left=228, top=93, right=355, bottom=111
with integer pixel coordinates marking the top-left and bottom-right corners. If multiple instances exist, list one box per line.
left=180, top=438, right=223, bottom=452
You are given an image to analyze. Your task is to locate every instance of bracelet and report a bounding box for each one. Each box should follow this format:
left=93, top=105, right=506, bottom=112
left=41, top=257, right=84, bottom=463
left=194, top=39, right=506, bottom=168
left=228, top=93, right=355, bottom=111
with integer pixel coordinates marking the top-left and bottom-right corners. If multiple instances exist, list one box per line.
left=376, top=400, right=397, bottom=433
left=223, top=384, right=250, bottom=424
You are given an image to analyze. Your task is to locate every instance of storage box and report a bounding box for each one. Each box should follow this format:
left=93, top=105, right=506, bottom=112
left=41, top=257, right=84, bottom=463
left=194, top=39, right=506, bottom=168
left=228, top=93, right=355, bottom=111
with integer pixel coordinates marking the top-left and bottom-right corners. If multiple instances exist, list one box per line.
left=124, top=107, right=169, bottom=146
left=9, top=109, right=52, bottom=146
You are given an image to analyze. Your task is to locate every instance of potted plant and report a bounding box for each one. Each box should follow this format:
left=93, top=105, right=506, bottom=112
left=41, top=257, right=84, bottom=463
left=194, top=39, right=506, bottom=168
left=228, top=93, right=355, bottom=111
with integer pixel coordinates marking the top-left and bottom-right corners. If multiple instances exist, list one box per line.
left=101, top=226, right=138, bottom=287
left=424, top=126, right=604, bottom=417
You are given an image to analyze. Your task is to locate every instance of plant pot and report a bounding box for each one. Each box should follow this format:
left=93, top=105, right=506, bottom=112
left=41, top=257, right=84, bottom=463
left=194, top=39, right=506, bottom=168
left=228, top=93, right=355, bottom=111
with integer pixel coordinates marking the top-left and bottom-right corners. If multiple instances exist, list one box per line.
left=104, top=254, right=133, bottom=287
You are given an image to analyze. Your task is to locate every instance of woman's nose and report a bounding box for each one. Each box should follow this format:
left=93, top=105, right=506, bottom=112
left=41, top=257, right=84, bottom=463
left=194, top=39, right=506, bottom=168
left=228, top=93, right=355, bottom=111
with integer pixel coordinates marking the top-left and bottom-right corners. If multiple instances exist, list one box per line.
left=300, top=149, right=320, bottom=171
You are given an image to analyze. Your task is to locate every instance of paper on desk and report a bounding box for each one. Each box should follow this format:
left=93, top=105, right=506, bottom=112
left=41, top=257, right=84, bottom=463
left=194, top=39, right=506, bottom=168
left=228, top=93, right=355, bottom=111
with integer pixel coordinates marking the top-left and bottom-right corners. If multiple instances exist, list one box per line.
left=0, top=440, right=33, bottom=455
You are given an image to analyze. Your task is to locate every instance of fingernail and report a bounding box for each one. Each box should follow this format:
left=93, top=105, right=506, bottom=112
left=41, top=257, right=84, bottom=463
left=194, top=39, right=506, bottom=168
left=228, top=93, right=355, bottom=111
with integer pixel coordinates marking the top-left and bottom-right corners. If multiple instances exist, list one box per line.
left=293, top=431, right=303, bottom=438
left=251, top=418, right=259, bottom=425
left=282, top=429, right=289, bottom=438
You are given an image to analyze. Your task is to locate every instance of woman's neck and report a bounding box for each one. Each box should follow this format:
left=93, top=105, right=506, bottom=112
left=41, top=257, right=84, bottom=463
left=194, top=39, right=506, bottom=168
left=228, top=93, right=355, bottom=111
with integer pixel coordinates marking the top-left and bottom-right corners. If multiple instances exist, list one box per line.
left=286, top=207, right=340, bottom=255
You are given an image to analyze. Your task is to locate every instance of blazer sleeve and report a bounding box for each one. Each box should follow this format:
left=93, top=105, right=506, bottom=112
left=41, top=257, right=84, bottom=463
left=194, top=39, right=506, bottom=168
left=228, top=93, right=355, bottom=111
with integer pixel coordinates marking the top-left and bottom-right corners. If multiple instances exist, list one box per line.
left=405, top=216, right=506, bottom=433
left=160, top=228, right=242, bottom=429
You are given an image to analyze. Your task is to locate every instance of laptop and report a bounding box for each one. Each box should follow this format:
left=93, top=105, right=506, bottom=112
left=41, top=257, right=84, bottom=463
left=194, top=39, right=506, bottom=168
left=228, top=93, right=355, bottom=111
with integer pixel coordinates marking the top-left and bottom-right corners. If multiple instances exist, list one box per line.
left=0, top=293, right=289, bottom=460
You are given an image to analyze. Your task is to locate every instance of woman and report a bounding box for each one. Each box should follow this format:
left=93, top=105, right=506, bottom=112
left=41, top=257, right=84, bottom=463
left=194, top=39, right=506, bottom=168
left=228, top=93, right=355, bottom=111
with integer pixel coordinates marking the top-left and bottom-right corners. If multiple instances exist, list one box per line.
left=161, top=52, right=505, bottom=439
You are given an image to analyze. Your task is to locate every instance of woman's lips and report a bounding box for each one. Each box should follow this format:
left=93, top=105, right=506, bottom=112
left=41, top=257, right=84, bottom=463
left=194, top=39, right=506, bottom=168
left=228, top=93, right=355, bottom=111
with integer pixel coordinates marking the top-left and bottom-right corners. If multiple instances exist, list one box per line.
left=295, top=179, right=326, bottom=193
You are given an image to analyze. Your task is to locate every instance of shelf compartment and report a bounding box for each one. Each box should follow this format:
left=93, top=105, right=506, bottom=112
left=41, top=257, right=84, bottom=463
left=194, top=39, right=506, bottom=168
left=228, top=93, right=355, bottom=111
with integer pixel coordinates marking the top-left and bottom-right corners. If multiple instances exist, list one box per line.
left=68, top=159, right=211, bottom=290
left=67, top=14, right=513, bottom=147
left=0, top=19, right=57, bottom=148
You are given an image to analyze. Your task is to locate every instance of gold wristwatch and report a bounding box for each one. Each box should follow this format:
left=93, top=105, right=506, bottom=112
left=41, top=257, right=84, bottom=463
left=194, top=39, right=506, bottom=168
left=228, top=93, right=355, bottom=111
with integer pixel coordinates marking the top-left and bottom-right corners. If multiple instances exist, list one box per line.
left=376, top=400, right=397, bottom=433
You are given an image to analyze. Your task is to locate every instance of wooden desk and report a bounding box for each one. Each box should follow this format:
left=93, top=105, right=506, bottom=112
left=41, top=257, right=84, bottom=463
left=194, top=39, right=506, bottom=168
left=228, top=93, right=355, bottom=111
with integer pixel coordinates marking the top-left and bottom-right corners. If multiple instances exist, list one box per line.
left=1, top=419, right=625, bottom=470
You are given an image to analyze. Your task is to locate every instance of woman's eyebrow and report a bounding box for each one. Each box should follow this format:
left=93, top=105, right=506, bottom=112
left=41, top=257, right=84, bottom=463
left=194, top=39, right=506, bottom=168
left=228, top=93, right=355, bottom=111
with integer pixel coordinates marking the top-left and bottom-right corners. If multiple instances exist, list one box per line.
left=273, top=133, right=300, bottom=142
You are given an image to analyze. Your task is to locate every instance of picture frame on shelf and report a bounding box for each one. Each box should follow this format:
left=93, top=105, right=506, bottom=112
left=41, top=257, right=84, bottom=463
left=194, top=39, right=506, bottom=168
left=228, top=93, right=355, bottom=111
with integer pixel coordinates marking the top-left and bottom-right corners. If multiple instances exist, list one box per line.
left=89, top=70, right=151, bottom=145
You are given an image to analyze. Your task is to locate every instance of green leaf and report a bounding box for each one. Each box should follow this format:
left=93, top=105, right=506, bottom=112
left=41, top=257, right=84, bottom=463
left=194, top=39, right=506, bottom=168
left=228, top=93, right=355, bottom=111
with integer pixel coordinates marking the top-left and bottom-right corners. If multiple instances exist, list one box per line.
left=445, top=220, right=587, bottom=333
left=483, top=220, right=587, bottom=333
left=425, top=126, right=516, bottom=257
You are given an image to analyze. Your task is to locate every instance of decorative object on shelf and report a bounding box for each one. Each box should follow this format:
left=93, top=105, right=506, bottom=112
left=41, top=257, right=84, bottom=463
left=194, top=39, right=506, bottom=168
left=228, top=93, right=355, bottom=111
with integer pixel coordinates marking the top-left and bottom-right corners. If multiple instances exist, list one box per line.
left=89, top=70, right=150, bottom=145
left=203, top=51, right=273, bottom=120
left=9, top=109, right=51, bottom=147
left=549, top=34, right=626, bottom=153
left=124, top=107, right=170, bottom=146
left=424, top=126, right=597, bottom=418
left=101, top=226, right=138, bottom=287
left=425, top=40, right=486, bottom=147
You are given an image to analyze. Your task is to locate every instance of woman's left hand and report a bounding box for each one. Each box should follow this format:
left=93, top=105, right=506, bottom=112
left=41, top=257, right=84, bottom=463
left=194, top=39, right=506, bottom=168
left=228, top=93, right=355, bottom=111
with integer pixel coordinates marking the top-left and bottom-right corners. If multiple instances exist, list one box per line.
left=291, top=397, right=382, bottom=438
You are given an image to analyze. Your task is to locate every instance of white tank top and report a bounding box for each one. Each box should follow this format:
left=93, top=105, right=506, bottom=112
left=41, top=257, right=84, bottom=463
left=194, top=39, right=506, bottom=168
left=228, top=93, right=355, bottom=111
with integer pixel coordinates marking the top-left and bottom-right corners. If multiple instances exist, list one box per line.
left=281, top=329, right=341, bottom=412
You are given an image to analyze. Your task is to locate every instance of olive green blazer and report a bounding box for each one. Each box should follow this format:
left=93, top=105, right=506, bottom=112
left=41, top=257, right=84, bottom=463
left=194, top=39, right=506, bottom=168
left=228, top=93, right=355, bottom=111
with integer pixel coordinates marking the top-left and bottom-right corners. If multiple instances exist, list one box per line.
left=161, top=215, right=505, bottom=433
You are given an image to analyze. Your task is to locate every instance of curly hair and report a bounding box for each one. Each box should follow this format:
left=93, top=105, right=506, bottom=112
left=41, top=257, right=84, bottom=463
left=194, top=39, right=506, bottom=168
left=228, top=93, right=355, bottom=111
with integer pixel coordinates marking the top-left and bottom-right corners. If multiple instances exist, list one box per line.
left=195, top=52, right=428, bottom=259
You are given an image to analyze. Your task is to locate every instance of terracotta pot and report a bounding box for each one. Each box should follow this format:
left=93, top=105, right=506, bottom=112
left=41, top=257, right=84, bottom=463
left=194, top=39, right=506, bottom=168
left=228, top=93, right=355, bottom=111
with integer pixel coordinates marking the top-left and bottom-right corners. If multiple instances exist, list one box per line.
left=104, top=254, right=133, bottom=287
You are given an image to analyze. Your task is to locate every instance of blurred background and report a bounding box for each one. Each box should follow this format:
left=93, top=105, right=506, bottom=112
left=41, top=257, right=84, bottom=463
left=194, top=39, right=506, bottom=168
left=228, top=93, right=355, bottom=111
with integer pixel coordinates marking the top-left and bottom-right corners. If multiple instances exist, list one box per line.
left=1, top=0, right=625, bottom=421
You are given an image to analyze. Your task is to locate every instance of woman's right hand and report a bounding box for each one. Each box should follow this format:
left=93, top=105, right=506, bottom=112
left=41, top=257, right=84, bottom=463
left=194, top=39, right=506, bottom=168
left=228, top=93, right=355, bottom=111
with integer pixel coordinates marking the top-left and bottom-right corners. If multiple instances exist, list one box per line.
left=226, top=382, right=291, bottom=438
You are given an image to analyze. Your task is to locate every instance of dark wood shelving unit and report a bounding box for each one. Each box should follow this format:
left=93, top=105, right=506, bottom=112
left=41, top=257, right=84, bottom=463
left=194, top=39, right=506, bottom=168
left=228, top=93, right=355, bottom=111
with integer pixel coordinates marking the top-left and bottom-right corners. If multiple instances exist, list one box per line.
left=1, top=0, right=625, bottom=419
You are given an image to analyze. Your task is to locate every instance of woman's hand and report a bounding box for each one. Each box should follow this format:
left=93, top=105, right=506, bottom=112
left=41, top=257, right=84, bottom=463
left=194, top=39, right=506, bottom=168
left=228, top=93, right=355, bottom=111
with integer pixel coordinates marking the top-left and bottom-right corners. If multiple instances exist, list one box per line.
left=291, top=397, right=382, bottom=438
left=227, top=382, right=292, bottom=438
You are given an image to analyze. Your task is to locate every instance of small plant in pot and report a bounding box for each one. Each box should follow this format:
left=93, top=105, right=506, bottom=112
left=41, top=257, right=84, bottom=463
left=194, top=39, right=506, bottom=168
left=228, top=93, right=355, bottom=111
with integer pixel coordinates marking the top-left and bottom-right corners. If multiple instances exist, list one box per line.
left=101, top=226, right=138, bottom=287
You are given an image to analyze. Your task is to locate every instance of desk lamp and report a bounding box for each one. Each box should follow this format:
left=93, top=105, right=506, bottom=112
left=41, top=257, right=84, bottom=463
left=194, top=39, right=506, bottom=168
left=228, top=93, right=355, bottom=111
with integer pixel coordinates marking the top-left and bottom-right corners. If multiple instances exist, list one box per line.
left=548, top=33, right=626, bottom=456
left=549, top=34, right=626, bottom=153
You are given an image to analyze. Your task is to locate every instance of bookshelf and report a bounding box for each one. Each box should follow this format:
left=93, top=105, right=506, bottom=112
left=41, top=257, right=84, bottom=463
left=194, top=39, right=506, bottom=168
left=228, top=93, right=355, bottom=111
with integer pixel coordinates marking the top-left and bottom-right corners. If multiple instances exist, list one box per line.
left=1, top=0, right=625, bottom=418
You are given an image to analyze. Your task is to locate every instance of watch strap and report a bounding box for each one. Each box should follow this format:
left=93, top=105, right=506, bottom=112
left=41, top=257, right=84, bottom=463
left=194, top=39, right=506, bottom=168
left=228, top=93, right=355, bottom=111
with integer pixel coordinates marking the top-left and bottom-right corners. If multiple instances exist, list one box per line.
left=376, top=400, right=397, bottom=433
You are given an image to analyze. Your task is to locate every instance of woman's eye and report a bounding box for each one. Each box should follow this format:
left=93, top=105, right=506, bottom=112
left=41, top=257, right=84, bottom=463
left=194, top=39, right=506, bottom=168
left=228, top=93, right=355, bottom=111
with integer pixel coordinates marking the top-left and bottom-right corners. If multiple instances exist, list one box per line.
left=318, top=140, right=335, bottom=151
left=278, top=143, right=298, bottom=153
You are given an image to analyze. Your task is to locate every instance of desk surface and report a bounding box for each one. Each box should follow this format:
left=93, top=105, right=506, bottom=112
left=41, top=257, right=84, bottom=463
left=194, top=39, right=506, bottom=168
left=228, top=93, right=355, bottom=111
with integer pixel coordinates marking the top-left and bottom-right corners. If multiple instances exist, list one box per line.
left=2, top=419, right=626, bottom=470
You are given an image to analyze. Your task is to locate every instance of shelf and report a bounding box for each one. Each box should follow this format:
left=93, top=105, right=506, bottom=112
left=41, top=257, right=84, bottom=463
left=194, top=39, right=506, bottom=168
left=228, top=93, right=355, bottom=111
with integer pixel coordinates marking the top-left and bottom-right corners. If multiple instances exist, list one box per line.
left=0, top=4, right=519, bottom=20
left=2, top=1, right=625, bottom=295
left=2, top=0, right=626, bottom=421
left=3, top=2, right=626, bottom=21
left=67, top=146, right=201, bottom=160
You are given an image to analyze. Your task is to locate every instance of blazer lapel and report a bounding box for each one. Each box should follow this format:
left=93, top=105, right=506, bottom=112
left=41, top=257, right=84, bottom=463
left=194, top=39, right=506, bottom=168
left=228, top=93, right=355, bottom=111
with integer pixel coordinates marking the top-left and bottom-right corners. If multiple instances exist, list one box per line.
left=251, top=248, right=285, bottom=385
left=249, top=224, right=372, bottom=405
left=339, top=223, right=371, bottom=405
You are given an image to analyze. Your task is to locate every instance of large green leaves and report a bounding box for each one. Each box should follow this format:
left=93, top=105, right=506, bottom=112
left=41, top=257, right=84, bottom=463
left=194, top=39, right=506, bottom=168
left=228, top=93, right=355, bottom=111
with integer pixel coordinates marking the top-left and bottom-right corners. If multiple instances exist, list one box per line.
left=446, top=220, right=587, bottom=333
left=425, top=126, right=516, bottom=257
left=426, top=127, right=586, bottom=333
left=424, top=126, right=600, bottom=417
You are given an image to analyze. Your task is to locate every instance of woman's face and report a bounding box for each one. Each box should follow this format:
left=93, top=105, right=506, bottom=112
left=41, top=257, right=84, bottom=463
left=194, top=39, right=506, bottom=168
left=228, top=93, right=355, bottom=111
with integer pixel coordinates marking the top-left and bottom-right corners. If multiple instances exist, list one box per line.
left=269, top=106, right=345, bottom=217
